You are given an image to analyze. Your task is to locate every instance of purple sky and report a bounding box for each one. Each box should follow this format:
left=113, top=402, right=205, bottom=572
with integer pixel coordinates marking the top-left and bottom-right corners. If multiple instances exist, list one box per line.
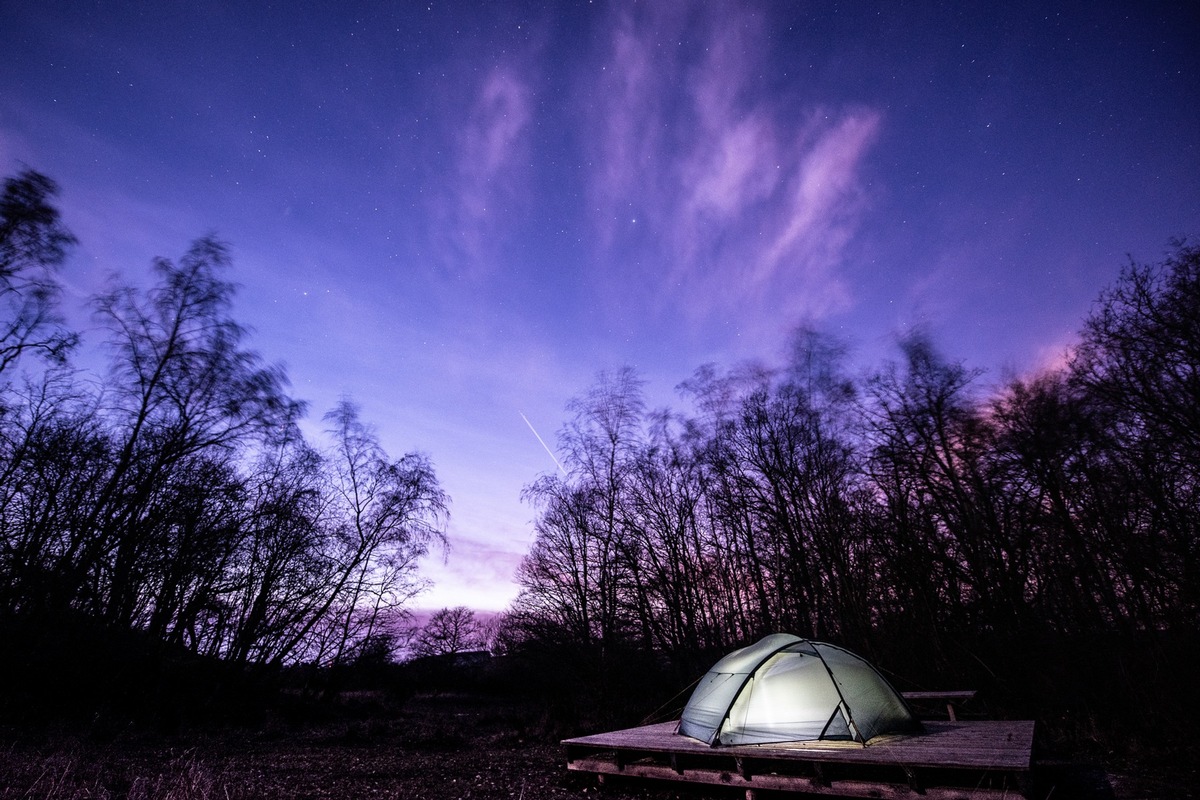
left=2, top=1, right=1197, bottom=612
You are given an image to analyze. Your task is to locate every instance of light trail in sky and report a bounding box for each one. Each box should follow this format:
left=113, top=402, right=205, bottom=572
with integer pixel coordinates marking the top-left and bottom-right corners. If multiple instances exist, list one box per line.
left=520, top=411, right=567, bottom=477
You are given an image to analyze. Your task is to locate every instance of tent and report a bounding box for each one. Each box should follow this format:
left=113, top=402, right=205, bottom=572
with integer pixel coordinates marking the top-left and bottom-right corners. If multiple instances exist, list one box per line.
left=678, top=634, right=922, bottom=746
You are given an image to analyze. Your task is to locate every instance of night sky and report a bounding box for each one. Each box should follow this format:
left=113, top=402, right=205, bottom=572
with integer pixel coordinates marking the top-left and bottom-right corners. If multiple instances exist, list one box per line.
left=2, top=1, right=1197, bottom=612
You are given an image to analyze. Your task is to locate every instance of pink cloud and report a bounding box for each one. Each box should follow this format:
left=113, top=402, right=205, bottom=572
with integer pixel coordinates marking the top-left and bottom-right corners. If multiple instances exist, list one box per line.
left=581, top=3, right=882, bottom=345
left=589, top=12, right=669, bottom=247
left=460, top=70, right=531, bottom=198
left=1027, top=338, right=1077, bottom=378
left=433, top=66, right=533, bottom=278
left=758, top=110, right=880, bottom=284
left=684, top=113, right=780, bottom=221
left=418, top=533, right=529, bottom=612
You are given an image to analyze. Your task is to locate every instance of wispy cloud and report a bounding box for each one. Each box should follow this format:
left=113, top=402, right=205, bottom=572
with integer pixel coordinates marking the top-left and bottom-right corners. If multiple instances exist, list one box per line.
left=458, top=69, right=532, bottom=220
left=588, top=7, right=672, bottom=248
left=434, top=66, right=533, bottom=279
left=582, top=3, right=881, bottom=342
left=419, top=533, right=529, bottom=612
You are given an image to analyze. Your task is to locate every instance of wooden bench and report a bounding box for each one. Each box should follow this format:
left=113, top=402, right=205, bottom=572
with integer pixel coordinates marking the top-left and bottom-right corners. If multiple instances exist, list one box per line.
left=901, top=690, right=978, bottom=721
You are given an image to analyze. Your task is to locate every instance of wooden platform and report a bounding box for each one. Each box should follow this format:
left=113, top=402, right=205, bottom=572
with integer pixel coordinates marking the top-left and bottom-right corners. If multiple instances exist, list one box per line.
left=564, top=719, right=1035, bottom=799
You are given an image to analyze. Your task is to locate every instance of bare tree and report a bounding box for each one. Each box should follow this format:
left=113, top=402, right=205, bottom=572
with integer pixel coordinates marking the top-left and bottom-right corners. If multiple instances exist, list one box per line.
left=0, top=170, right=77, bottom=375
left=515, top=368, right=645, bottom=650
left=987, top=372, right=1133, bottom=631
left=0, top=369, right=108, bottom=616
left=411, top=606, right=487, bottom=658
left=223, top=430, right=332, bottom=665
left=82, top=236, right=301, bottom=628
left=273, top=398, right=448, bottom=666
left=1069, top=242, right=1200, bottom=627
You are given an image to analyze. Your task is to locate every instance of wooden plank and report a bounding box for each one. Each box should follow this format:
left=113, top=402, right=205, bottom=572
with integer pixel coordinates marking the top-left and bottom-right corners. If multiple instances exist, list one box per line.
left=565, top=719, right=1034, bottom=799
left=568, top=757, right=1021, bottom=800
left=564, top=719, right=1034, bottom=772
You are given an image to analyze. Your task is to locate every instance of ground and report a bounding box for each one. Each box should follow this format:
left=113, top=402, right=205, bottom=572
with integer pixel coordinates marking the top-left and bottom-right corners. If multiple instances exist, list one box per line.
left=0, top=693, right=1191, bottom=799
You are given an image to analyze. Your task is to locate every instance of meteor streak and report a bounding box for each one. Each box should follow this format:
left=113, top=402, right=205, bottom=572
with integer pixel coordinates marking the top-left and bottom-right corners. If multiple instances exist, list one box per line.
left=520, top=411, right=567, bottom=476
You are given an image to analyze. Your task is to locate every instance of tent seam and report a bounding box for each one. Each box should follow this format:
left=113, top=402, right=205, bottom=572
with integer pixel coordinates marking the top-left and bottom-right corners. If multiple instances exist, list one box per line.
left=707, top=634, right=805, bottom=747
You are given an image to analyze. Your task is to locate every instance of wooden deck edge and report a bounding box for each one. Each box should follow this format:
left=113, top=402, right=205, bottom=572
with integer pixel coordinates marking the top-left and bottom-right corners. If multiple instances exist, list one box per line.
left=568, top=757, right=1021, bottom=800
left=564, top=720, right=1036, bottom=772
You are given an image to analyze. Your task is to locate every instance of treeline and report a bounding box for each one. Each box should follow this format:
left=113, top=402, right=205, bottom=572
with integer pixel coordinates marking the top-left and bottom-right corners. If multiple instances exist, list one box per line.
left=503, top=242, right=1199, bottom=727
left=0, top=171, right=447, bottom=678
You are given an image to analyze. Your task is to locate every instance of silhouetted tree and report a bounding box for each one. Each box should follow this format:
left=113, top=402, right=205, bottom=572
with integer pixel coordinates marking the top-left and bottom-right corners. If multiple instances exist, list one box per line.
left=618, top=412, right=714, bottom=653
left=0, top=369, right=108, bottom=615
left=987, top=372, right=1129, bottom=632
left=411, top=606, right=487, bottom=658
left=274, top=398, right=448, bottom=666
left=84, top=236, right=301, bottom=628
left=515, top=368, right=645, bottom=651
left=861, top=333, right=1032, bottom=643
left=224, top=430, right=331, bottom=665
left=1070, top=242, right=1200, bottom=628
left=0, top=170, right=77, bottom=375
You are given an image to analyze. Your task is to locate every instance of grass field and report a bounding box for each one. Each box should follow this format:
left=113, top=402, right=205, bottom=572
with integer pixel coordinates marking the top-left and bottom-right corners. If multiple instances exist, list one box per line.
left=1, top=691, right=1194, bottom=799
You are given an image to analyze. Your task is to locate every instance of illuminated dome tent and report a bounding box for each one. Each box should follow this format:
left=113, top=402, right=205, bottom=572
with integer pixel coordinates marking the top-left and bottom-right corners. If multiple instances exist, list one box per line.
left=679, top=634, right=922, bottom=746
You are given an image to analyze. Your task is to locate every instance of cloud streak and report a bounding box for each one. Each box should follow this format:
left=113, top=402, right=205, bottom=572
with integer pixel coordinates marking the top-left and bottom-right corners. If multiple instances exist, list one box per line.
left=582, top=4, right=880, bottom=342
left=435, top=66, right=534, bottom=280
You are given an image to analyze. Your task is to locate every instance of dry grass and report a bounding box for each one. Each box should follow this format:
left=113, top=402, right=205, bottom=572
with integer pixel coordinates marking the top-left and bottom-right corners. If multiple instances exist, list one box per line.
left=0, top=695, right=608, bottom=800
left=124, top=750, right=230, bottom=800
left=2, top=693, right=1190, bottom=799
left=2, top=743, right=238, bottom=800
